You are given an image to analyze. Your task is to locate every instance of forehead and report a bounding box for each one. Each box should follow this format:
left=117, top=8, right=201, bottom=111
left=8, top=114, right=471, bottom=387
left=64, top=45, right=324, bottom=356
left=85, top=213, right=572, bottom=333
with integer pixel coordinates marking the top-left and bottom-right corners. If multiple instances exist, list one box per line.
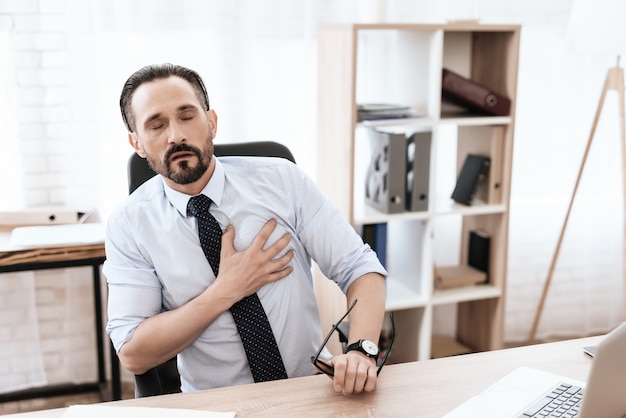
left=131, top=76, right=203, bottom=118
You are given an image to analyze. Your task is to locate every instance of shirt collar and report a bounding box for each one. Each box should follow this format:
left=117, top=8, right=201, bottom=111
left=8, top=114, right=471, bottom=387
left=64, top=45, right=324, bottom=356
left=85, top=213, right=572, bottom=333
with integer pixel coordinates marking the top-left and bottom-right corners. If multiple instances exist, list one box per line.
left=163, top=157, right=225, bottom=217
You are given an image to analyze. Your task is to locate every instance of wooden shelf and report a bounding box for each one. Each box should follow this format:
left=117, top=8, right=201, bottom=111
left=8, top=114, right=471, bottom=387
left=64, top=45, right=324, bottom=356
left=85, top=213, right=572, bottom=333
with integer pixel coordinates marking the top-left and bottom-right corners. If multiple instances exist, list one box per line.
left=432, top=284, right=501, bottom=305
left=316, top=22, right=520, bottom=362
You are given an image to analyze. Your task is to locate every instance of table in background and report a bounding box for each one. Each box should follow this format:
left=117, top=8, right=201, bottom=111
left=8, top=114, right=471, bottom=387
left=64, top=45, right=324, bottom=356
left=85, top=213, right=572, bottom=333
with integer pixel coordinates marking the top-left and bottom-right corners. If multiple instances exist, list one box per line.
left=0, top=230, right=121, bottom=402
left=3, top=335, right=602, bottom=418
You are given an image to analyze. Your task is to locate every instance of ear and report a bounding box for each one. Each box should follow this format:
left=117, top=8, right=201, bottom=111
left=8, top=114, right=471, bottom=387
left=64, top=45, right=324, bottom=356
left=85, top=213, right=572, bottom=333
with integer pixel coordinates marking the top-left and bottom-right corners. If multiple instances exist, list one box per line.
left=207, top=109, right=218, bottom=138
left=128, top=132, right=147, bottom=158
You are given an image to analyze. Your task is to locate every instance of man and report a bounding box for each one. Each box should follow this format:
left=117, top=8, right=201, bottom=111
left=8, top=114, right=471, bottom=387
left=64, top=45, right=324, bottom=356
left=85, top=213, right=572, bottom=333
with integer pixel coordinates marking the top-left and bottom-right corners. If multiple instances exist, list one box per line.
left=104, top=63, right=387, bottom=396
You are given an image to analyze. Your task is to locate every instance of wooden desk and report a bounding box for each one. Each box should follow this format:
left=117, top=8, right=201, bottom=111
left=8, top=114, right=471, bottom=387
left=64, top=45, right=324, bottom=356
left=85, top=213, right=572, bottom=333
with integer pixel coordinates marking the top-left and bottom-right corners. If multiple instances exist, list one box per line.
left=0, top=230, right=121, bottom=402
left=4, top=335, right=602, bottom=418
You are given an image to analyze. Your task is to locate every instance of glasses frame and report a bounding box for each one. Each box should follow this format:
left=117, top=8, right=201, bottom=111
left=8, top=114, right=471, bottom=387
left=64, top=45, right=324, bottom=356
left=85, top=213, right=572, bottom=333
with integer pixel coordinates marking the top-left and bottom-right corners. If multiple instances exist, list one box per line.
left=310, top=299, right=395, bottom=377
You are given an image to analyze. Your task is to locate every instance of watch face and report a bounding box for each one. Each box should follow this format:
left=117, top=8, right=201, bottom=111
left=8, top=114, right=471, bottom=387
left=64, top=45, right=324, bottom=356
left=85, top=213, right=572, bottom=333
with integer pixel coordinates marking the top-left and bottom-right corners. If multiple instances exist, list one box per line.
left=362, top=340, right=379, bottom=356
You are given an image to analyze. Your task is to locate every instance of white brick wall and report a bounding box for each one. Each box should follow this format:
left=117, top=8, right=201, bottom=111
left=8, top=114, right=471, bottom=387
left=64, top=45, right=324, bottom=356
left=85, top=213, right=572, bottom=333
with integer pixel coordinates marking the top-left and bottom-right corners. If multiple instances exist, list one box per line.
left=0, top=272, right=46, bottom=392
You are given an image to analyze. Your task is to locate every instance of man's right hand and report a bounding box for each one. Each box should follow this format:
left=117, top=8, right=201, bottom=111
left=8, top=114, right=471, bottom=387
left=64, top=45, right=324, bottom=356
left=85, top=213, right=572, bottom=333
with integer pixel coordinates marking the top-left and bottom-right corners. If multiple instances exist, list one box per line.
left=119, top=219, right=293, bottom=374
left=213, top=219, right=294, bottom=307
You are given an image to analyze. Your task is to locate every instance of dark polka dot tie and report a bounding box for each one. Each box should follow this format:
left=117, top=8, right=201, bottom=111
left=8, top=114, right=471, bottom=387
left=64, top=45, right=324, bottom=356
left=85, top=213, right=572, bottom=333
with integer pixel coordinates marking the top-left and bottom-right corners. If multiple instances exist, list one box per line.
left=187, top=194, right=288, bottom=382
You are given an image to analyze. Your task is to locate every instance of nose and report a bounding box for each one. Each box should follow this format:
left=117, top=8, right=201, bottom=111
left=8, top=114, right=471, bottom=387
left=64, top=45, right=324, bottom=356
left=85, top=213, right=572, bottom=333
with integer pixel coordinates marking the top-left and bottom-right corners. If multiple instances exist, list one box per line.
left=166, top=121, right=185, bottom=144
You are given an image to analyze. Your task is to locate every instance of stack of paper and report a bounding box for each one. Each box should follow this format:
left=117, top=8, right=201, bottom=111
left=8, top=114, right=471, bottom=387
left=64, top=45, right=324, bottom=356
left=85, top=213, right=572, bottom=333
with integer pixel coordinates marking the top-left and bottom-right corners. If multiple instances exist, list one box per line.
left=10, top=223, right=106, bottom=249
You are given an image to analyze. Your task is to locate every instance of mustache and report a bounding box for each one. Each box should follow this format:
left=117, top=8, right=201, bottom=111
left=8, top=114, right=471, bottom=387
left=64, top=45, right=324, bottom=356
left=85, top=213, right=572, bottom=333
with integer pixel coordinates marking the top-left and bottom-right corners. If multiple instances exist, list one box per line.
left=164, top=143, right=201, bottom=163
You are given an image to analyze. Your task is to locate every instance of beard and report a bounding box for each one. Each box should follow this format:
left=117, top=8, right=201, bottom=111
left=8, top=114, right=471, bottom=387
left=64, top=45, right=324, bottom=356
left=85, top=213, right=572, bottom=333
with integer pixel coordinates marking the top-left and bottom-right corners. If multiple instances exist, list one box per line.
left=146, top=140, right=213, bottom=185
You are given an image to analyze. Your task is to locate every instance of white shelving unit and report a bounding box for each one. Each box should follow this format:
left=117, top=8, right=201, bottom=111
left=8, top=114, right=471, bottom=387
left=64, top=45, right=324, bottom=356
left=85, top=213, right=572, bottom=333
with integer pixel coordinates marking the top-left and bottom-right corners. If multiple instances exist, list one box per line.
left=314, top=22, right=520, bottom=362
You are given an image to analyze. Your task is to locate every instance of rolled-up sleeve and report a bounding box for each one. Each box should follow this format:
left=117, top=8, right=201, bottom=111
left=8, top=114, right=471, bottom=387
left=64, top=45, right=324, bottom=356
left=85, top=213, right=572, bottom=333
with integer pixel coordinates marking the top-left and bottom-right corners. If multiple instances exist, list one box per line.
left=104, top=211, right=163, bottom=353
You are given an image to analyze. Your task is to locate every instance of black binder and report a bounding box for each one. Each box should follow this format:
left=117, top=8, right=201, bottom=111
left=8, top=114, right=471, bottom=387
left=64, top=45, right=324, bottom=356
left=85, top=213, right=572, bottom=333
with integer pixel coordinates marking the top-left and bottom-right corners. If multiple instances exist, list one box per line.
left=451, top=154, right=490, bottom=206
left=365, top=129, right=407, bottom=214
left=468, top=229, right=490, bottom=283
left=405, top=132, right=431, bottom=212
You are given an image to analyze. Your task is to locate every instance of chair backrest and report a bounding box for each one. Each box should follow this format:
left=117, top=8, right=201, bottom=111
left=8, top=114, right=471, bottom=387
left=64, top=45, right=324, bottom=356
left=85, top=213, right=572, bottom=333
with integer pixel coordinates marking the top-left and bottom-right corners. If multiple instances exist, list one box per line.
left=128, top=140, right=295, bottom=398
left=127, top=141, right=296, bottom=194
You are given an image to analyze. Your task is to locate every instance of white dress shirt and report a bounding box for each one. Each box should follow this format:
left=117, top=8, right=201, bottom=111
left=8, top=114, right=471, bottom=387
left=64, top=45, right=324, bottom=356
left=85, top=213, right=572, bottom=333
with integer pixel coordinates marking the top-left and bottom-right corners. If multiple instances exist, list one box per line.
left=104, top=156, right=386, bottom=391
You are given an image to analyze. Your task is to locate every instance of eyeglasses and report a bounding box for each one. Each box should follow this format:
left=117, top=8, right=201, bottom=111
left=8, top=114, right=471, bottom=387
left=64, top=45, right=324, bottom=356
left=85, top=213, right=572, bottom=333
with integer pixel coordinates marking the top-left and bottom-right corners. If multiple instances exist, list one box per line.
left=310, top=299, right=395, bottom=377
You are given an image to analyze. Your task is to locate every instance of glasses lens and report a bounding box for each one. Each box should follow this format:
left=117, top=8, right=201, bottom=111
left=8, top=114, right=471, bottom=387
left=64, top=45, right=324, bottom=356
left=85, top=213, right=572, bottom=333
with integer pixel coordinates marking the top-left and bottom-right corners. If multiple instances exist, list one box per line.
left=311, top=357, right=334, bottom=376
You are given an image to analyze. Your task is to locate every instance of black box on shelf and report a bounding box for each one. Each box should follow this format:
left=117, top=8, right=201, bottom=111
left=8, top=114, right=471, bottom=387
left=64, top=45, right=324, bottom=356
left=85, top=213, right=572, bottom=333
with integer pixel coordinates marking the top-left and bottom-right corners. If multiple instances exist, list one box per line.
left=468, top=229, right=490, bottom=282
left=451, top=154, right=490, bottom=206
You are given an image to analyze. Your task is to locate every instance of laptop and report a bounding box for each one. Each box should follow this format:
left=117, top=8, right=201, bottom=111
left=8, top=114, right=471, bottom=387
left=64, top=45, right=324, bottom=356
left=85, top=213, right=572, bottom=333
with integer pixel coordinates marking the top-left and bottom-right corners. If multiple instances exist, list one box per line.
left=444, top=321, right=626, bottom=417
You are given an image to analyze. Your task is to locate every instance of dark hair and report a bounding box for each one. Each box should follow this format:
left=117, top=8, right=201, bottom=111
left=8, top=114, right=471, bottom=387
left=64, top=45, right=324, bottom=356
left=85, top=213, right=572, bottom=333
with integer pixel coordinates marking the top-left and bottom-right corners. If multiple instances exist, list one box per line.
left=119, top=63, right=210, bottom=132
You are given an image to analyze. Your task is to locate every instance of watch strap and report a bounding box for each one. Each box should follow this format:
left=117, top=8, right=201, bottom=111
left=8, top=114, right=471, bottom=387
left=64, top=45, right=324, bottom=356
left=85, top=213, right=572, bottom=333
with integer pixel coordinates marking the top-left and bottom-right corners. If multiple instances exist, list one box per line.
left=346, top=339, right=378, bottom=358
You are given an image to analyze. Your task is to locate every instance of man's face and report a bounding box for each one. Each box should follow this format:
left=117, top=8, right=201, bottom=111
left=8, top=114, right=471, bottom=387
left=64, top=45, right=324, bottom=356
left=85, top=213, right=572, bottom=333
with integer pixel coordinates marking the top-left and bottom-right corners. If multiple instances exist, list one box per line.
left=128, top=76, right=217, bottom=187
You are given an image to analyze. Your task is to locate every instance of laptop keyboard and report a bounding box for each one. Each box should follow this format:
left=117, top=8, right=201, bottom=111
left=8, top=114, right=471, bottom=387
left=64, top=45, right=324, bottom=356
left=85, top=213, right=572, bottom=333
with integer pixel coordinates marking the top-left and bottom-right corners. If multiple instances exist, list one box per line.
left=519, top=382, right=585, bottom=417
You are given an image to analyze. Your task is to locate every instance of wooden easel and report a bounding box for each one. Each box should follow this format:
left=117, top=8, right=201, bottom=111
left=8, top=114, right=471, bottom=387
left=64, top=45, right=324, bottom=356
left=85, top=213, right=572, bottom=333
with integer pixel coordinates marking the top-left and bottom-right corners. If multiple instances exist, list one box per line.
left=528, top=59, right=626, bottom=344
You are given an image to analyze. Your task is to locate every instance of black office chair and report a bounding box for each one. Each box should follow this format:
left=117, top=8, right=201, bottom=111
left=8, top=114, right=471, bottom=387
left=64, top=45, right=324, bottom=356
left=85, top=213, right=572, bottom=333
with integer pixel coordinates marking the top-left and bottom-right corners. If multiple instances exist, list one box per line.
left=128, top=140, right=295, bottom=398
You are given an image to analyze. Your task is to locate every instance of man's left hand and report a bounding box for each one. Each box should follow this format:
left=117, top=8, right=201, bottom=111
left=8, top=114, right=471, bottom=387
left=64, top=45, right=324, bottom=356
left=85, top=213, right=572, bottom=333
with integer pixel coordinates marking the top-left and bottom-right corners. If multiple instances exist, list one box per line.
left=328, top=351, right=378, bottom=396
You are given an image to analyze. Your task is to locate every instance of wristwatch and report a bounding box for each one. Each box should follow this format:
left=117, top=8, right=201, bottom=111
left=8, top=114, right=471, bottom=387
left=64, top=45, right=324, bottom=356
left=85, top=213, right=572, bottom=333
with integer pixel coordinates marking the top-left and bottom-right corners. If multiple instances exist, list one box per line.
left=346, top=339, right=379, bottom=358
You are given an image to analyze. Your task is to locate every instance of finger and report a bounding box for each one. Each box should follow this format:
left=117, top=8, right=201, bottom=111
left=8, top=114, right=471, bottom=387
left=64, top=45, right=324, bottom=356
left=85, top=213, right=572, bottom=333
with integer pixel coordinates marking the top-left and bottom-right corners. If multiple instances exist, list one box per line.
left=363, top=365, right=378, bottom=393
left=331, top=357, right=347, bottom=393
left=268, top=249, right=294, bottom=272
left=350, top=360, right=371, bottom=394
left=340, top=358, right=358, bottom=396
left=263, top=232, right=292, bottom=259
left=267, top=265, right=293, bottom=284
left=220, top=225, right=235, bottom=256
left=249, top=219, right=279, bottom=250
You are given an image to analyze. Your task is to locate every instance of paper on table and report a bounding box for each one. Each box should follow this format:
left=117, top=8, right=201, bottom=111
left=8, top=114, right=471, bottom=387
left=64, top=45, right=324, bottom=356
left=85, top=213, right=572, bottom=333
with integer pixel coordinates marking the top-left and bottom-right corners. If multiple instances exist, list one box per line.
left=9, top=223, right=105, bottom=249
left=61, top=404, right=236, bottom=418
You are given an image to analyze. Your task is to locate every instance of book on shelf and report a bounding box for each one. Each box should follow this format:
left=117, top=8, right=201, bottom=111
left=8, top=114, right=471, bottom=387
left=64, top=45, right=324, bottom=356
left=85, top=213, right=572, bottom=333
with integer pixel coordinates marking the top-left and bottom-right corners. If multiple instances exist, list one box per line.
left=451, top=154, right=490, bottom=206
left=365, top=128, right=431, bottom=214
left=362, top=223, right=387, bottom=267
left=441, top=68, right=511, bottom=117
left=357, top=103, right=420, bottom=122
left=434, top=265, right=487, bottom=290
left=468, top=229, right=490, bottom=282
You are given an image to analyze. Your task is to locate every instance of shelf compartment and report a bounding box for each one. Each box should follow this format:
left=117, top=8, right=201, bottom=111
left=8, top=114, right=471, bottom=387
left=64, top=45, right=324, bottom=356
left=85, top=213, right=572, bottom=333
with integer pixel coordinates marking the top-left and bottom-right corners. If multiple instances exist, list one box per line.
left=356, top=29, right=441, bottom=119
left=432, top=284, right=501, bottom=305
left=386, top=278, right=428, bottom=311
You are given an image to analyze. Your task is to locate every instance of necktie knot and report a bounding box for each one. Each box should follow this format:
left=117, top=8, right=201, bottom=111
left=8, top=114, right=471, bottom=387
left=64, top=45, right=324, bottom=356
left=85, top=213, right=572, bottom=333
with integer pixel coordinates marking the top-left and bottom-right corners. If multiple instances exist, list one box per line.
left=187, top=194, right=213, bottom=218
